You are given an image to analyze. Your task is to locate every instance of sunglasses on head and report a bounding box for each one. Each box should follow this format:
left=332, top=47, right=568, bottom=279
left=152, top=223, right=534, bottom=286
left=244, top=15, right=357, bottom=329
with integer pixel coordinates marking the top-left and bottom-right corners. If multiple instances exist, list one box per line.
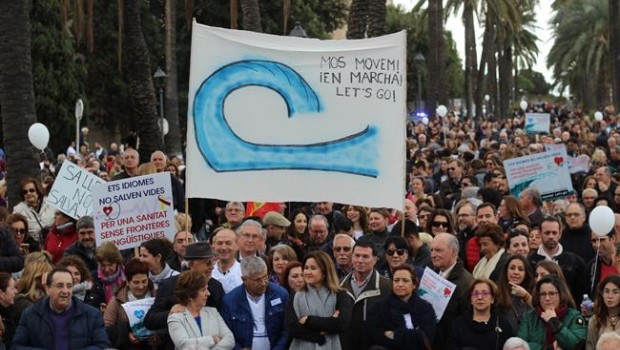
left=386, top=248, right=407, bottom=256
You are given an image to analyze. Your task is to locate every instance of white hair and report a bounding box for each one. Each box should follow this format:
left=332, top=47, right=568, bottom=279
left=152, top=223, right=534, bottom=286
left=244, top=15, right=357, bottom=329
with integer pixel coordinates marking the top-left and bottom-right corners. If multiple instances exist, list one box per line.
left=503, top=337, right=530, bottom=350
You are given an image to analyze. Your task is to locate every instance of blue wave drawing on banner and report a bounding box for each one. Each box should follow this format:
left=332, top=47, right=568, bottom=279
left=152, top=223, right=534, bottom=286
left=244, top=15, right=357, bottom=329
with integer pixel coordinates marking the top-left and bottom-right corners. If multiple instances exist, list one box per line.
left=192, top=60, right=379, bottom=177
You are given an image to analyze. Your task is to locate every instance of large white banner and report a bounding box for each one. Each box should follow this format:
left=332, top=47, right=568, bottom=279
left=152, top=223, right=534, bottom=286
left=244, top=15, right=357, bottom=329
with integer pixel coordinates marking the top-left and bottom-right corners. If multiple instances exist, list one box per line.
left=92, top=173, right=175, bottom=250
left=185, top=23, right=406, bottom=209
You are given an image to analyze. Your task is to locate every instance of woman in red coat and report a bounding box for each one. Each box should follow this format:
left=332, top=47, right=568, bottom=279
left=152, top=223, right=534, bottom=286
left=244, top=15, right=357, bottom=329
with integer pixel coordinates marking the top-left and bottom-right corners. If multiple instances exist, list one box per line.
left=44, top=211, right=77, bottom=263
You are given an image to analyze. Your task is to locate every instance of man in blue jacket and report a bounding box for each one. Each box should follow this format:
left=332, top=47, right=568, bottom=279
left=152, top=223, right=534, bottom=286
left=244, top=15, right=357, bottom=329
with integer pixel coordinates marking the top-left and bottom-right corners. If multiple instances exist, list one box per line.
left=221, top=256, right=288, bottom=350
left=12, top=267, right=110, bottom=349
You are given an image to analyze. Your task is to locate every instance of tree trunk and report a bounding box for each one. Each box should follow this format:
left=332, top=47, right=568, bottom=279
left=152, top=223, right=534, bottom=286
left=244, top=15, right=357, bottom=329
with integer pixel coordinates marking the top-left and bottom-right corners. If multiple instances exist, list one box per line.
left=0, top=0, right=41, bottom=208
left=610, top=0, right=620, bottom=110
left=165, top=0, right=182, bottom=156
left=240, top=0, right=262, bottom=32
left=498, top=46, right=512, bottom=119
left=427, top=0, right=445, bottom=112
left=347, top=0, right=368, bottom=39
left=123, top=0, right=161, bottom=164
left=476, top=18, right=493, bottom=118
left=367, top=0, right=386, bottom=38
left=487, top=24, right=498, bottom=117
left=463, top=0, right=476, bottom=119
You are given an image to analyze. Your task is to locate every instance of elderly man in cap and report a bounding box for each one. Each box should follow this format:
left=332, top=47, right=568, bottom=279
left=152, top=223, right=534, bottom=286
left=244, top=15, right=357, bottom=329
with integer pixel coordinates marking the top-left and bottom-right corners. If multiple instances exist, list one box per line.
left=63, top=216, right=98, bottom=271
left=263, top=211, right=290, bottom=251
left=144, top=241, right=225, bottom=350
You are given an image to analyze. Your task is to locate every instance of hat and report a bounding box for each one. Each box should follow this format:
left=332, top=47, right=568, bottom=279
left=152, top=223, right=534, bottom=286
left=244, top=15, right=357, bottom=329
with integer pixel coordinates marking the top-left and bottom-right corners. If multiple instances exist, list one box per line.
left=184, top=242, right=215, bottom=260
left=263, top=211, right=291, bottom=227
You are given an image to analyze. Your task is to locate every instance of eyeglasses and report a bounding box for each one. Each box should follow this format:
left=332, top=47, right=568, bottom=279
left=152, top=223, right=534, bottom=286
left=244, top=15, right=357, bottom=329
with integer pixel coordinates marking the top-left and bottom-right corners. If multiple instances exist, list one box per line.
left=460, top=182, right=471, bottom=188
left=241, top=233, right=262, bottom=241
left=565, top=212, right=581, bottom=218
left=539, top=291, right=559, bottom=298
left=386, top=248, right=407, bottom=256
left=22, top=188, right=36, bottom=195
left=471, top=291, right=492, bottom=298
left=11, top=228, right=26, bottom=236
left=334, top=246, right=351, bottom=253
left=458, top=213, right=473, bottom=218
left=448, top=167, right=457, bottom=171
left=432, top=221, right=448, bottom=228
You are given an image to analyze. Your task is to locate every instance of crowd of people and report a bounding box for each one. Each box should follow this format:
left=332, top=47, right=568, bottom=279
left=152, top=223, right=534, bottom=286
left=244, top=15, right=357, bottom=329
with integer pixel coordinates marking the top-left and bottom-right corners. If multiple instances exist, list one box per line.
left=2, top=104, right=620, bottom=349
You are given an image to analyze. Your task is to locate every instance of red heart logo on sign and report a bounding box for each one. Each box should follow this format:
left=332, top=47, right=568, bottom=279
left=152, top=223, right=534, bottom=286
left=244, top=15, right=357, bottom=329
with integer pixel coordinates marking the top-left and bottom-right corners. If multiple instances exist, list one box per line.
left=554, top=157, right=564, bottom=166
left=444, top=287, right=451, bottom=296
left=103, top=206, right=113, bottom=216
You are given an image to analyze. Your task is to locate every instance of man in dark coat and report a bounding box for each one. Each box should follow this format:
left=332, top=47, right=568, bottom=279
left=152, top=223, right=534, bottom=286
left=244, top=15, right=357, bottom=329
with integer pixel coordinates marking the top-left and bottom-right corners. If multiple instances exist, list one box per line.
left=12, top=267, right=110, bottom=349
left=144, top=242, right=224, bottom=350
left=340, top=241, right=391, bottom=350
left=560, top=203, right=596, bottom=262
left=63, top=216, right=97, bottom=271
left=430, top=233, right=474, bottom=350
left=0, top=226, right=24, bottom=273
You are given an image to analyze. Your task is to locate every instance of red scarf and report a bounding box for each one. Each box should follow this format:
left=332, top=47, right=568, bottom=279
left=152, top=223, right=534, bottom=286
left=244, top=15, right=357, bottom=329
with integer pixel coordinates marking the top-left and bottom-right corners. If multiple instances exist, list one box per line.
left=536, top=304, right=568, bottom=346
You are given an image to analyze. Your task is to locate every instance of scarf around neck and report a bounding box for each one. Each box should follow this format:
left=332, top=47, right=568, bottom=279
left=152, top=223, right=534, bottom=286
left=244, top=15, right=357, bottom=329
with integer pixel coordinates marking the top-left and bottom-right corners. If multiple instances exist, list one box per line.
left=536, top=304, right=568, bottom=346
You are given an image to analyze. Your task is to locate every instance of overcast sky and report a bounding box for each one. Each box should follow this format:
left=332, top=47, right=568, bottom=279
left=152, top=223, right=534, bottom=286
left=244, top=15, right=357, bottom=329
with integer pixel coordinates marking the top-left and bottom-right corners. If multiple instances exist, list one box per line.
left=392, top=0, right=555, bottom=83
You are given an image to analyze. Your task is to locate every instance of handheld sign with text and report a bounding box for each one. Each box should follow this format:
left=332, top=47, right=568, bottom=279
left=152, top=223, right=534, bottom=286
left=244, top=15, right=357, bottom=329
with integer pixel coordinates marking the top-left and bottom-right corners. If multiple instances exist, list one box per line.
left=46, top=161, right=104, bottom=219
left=92, top=173, right=175, bottom=250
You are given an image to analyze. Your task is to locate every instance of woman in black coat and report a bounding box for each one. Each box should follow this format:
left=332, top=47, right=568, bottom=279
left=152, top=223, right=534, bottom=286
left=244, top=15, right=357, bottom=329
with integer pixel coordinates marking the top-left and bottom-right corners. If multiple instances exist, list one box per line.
left=367, top=265, right=436, bottom=350
left=450, top=278, right=516, bottom=350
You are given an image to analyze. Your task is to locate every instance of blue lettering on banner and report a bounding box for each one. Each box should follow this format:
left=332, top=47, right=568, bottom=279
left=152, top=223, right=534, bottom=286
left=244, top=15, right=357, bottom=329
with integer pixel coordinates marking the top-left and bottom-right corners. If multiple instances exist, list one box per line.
left=192, top=60, right=379, bottom=177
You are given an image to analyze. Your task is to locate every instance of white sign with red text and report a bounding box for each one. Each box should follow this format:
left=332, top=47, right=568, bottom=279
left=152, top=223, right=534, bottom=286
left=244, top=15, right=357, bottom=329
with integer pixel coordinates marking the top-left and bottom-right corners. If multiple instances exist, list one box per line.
left=92, top=173, right=175, bottom=249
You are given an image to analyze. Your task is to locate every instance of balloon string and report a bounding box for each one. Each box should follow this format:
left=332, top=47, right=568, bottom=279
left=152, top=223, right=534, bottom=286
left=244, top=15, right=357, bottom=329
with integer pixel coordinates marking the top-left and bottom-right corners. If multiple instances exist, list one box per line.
left=591, top=239, right=600, bottom=295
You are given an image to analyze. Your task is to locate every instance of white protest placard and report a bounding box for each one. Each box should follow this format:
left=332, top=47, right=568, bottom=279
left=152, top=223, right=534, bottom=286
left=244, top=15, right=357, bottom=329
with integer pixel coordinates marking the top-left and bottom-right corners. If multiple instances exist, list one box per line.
left=185, top=23, right=406, bottom=209
left=418, top=267, right=456, bottom=321
left=121, top=297, right=155, bottom=340
left=525, top=113, right=551, bottom=134
left=544, top=144, right=591, bottom=174
left=46, top=161, right=104, bottom=219
left=92, top=173, right=175, bottom=250
left=504, top=148, right=574, bottom=201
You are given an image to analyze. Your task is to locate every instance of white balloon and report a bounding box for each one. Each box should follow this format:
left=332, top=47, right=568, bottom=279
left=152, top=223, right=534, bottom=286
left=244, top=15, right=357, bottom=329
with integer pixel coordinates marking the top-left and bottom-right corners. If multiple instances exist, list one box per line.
left=589, top=206, right=615, bottom=237
left=437, top=105, right=448, bottom=117
left=594, top=111, right=603, bottom=122
left=28, top=123, right=50, bottom=150
left=520, top=100, right=528, bottom=111
left=422, top=117, right=429, bottom=125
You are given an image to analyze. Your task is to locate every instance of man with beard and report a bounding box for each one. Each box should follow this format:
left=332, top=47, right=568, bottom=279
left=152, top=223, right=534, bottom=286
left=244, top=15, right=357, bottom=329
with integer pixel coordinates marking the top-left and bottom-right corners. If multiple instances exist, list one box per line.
left=529, top=216, right=587, bottom=304
left=454, top=201, right=477, bottom=266
left=63, top=216, right=97, bottom=271
left=587, top=230, right=618, bottom=295
left=332, top=234, right=355, bottom=279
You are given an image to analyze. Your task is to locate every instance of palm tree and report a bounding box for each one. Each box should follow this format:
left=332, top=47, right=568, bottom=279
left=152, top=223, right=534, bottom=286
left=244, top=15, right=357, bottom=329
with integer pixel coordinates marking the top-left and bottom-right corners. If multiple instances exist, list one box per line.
left=609, top=0, right=620, bottom=108
left=165, top=0, right=182, bottom=156
left=241, top=0, right=262, bottom=32
left=347, top=0, right=368, bottom=39
left=548, top=0, right=609, bottom=110
left=426, top=0, right=447, bottom=110
left=0, top=0, right=42, bottom=208
left=123, top=0, right=161, bottom=163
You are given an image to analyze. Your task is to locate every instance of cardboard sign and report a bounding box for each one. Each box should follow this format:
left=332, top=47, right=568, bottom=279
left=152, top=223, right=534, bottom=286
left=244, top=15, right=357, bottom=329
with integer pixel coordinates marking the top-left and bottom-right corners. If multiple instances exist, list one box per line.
left=92, top=173, right=175, bottom=249
left=46, top=161, right=104, bottom=219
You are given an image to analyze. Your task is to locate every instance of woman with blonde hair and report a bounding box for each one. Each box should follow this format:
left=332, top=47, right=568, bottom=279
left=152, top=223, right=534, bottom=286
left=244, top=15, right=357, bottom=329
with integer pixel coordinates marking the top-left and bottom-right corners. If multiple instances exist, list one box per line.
left=285, top=251, right=354, bottom=350
left=11, top=252, right=54, bottom=326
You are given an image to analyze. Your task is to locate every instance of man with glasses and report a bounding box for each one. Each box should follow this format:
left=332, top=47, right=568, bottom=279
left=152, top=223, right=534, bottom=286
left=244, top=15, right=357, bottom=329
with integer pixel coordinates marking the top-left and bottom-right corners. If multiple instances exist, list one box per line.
left=212, top=227, right=243, bottom=293
left=221, top=257, right=288, bottom=350
left=13, top=267, right=110, bottom=349
left=222, top=201, right=245, bottom=230
left=332, top=233, right=355, bottom=279
left=528, top=216, right=587, bottom=304
left=306, top=215, right=331, bottom=252
left=560, top=203, right=596, bottom=263
left=236, top=220, right=267, bottom=261
left=341, top=241, right=391, bottom=350
left=64, top=216, right=98, bottom=271
left=454, top=200, right=478, bottom=270
left=145, top=242, right=224, bottom=350
left=440, top=159, right=464, bottom=209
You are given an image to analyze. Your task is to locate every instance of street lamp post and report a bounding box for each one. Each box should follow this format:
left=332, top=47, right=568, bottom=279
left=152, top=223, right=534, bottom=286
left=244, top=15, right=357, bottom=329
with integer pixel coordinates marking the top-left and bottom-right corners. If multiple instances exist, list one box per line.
left=153, top=67, right=167, bottom=149
left=414, top=53, right=425, bottom=110
left=484, top=94, right=490, bottom=118
left=75, top=99, right=83, bottom=153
